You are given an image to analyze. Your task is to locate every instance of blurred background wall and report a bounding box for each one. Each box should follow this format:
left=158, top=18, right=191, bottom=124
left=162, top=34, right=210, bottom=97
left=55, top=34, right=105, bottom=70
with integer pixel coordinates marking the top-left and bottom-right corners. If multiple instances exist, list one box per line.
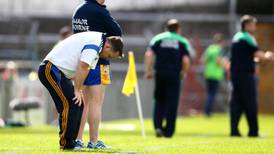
left=0, top=0, right=273, bottom=124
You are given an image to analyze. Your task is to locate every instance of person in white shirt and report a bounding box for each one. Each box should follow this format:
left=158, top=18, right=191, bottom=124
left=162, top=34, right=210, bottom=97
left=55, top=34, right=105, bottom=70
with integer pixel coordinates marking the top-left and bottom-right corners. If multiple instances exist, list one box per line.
left=38, top=31, right=123, bottom=150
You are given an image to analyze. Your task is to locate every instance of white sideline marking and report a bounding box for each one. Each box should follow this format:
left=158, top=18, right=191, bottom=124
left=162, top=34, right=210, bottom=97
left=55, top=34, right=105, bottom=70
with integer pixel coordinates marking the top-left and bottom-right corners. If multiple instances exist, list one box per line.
left=100, top=123, right=136, bottom=131
left=83, top=123, right=136, bottom=131
left=0, top=148, right=52, bottom=152
left=0, top=148, right=34, bottom=151
left=0, top=148, right=36, bottom=154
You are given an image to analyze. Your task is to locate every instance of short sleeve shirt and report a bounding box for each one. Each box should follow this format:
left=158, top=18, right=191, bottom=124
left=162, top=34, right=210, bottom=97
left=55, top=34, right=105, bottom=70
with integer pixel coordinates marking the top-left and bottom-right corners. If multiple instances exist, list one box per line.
left=44, top=31, right=105, bottom=78
left=148, top=32, right=191, bottom=77
left=230, top=31, right=259, bottom=75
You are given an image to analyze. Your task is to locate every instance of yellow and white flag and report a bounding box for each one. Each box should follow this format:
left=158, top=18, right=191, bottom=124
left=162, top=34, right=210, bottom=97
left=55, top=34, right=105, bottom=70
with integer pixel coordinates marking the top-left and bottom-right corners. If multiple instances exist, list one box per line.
left=122, top=51, right=138, bottom=96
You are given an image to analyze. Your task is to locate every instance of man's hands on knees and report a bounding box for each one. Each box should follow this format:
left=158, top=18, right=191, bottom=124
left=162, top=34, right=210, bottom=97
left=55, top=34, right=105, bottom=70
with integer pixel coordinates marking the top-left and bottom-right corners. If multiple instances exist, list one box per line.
left=73, top=61, right=90, bottom=106
left=73, top=90, right=84, bottom=106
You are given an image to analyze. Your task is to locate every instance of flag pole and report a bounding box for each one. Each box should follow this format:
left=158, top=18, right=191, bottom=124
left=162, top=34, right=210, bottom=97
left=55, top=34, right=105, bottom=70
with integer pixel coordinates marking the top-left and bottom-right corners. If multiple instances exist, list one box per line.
left=134, top=82, right=146, bottom=138
left=122, top=51, right=146, bottom=138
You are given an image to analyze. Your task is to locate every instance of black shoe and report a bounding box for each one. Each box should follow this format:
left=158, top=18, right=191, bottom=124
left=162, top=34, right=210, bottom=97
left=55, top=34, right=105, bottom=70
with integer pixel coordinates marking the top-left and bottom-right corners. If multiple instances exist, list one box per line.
left=155, top=129, right=164, bottom=137
left=230, top=132, right=241, bottom=137
left=164, top=135, right=173, bottom=138
left=63, top=140, right=82, bottom=151
left=248, top=133, right=259, bottom=137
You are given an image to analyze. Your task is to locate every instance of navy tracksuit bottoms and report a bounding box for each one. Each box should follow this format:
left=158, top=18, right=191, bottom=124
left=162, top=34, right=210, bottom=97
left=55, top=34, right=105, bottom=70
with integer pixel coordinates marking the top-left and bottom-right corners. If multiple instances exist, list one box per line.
left=38, top=61, right=83, bottom=149
left=230, top=73, right=258, bottom=136
left=153, top=75, right=181, bottom=137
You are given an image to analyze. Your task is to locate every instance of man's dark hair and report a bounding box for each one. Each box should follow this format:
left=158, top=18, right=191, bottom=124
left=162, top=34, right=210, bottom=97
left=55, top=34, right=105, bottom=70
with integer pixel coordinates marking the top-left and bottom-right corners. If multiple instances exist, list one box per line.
left=241, top=15, right=257, bottom=31
left=107, top=36, right=124, bottom=57
left=166, top=19, right=181, bottom=32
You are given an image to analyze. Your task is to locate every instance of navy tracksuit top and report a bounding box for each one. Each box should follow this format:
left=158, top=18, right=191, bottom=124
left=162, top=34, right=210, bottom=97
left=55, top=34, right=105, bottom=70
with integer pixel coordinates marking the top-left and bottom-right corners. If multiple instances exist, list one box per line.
left=72, top=0, right=122, bottom=64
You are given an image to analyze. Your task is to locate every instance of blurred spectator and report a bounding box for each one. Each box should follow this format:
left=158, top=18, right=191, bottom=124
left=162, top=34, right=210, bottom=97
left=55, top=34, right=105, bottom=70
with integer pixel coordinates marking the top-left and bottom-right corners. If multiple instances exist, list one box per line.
left=59, top=26, right=72, bottom=40
left=0, top=117, right=4, bottom=127
left=202, top=33, right=228, bottom=116
left=2, top=61, right=18, bottom=81
left=0, top=61, right=18, bottom=120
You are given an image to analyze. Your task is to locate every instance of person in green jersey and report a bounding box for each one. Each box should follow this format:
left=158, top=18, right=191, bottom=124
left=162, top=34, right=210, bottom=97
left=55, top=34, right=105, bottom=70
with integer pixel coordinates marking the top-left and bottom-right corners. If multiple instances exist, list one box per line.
left=202, top=33, right=228, bottom=116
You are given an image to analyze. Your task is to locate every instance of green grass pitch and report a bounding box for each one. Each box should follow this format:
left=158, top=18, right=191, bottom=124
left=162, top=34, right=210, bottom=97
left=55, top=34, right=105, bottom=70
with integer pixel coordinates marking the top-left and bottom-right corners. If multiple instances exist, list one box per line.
left=0, top=114, right=273, bottom=154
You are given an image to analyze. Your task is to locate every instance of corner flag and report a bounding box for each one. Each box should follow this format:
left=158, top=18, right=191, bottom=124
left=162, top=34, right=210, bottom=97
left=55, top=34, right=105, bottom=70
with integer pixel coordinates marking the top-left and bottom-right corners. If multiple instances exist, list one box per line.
left=122, top=51, right=138, bottom=96
left=122, top=51, right=146, bottom=138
